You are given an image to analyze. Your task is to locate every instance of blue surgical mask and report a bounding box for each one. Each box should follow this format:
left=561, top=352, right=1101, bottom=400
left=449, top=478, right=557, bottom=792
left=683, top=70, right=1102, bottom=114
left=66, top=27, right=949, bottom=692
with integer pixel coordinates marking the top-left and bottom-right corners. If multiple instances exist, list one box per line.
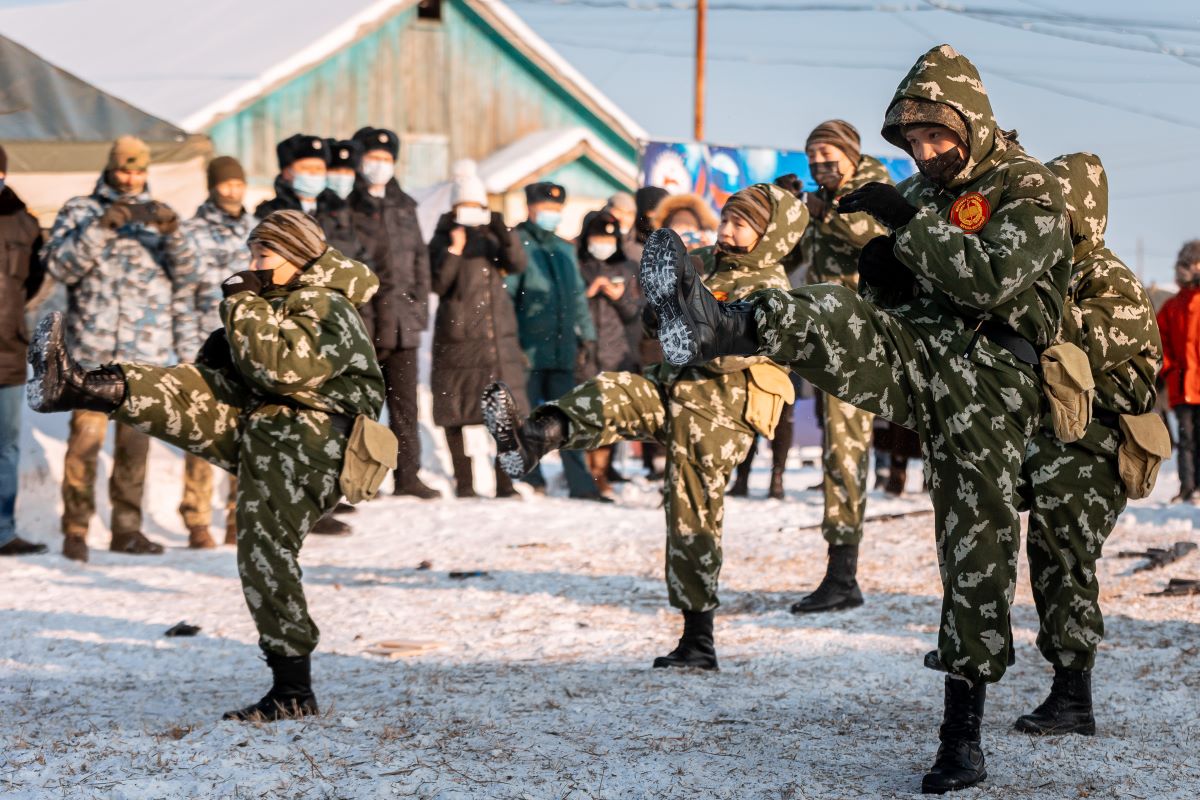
left=679, top=230, right=704, bottom=248
left=291, top=173, right=326, bottom=199
left=535, top=211, right=562, bottom=232
left=326, top=173, right=355, bottom=199
left=362, top=159, right=395, bottom=187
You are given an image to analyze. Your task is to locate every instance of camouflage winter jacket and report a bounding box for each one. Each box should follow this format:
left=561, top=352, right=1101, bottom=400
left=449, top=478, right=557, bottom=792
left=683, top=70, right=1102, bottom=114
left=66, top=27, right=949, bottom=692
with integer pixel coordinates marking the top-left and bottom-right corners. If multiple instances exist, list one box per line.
left=802, top=155, right=892, bottom=287
left=887, top=45, right=1073, bottom=352
left=1046, top=153, right=1161, bottom=416
left=174, top=201, right=253, bottom=362
left=42, top=178, right=194, bottom=368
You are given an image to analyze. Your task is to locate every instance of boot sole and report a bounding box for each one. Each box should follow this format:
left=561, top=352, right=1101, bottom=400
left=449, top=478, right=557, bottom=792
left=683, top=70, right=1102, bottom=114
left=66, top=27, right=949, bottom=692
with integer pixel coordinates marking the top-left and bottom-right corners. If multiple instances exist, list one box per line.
left=26, top=312, right=63, bottom=413
left=481, top=383, right=528, bottom=479
left=921, top=771, right=987, bottom=795
left=639, top=229, right=699, bottom=366
left=1013, top=717, right=1096, bottom=736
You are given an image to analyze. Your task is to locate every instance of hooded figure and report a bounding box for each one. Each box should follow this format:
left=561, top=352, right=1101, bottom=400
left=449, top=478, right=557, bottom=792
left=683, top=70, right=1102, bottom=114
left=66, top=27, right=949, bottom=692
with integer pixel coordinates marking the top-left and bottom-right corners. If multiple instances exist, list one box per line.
left=482, top=184, right=806, bottom=671
left=1013, top=153, right=1161, bottom=737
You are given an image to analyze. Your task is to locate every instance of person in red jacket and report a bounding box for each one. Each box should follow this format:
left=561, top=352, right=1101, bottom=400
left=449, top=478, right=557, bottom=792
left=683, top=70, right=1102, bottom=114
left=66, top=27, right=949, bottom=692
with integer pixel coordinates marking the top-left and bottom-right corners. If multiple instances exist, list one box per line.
left=1156, top=239, right=1200, bottom=501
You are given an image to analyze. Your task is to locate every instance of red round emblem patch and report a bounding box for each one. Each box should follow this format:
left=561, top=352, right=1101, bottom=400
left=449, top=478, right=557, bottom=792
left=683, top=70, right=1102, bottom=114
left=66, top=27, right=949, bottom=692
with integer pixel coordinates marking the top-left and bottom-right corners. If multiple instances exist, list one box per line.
left=949, top=192, right=991, bottom=233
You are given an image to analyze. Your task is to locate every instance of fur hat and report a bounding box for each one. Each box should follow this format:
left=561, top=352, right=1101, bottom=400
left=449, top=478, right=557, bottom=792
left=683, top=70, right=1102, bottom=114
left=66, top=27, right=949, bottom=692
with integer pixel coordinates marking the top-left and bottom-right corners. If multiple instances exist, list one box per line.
left=276, top=134, right=329, bottom=171
left=325, top=139, right=362, bottom=171
left=352, top=127, right=400, bottom=159
left=525, top=181, right=566, bottom=205
left=882, top=98, right=969, bottom=155
left=653, top=193, right=718, bottom=232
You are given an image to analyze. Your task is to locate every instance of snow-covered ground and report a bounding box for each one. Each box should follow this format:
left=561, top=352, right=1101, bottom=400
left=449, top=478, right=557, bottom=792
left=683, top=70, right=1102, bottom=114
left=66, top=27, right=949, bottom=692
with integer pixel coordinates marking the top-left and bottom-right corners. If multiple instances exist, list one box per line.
left=2, top=408, right=1199, bottom=799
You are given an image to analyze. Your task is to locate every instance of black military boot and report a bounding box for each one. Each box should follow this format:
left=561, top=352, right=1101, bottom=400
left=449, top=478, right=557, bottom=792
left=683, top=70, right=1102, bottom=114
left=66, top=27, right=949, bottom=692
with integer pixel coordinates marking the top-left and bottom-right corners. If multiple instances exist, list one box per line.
left=223, top=651, right=319, bottom=722
left=767, top=466, right=786, bottom=500
left=639, top=228, right=759, bottom=366
left=310, top=514, right=352, bottom=536
left=729, top=456, right=751, bottom=497
left=482, top=383, right=569, bottom=479
left=922, top=676, right=987, bottom=794
left=1013, top=666, right=1095, bottom=736
left=789, top=544, right=864, bottom=614
left=27, top=312, right=126, bottom=414
left=652, top=609, right=718, bottom=671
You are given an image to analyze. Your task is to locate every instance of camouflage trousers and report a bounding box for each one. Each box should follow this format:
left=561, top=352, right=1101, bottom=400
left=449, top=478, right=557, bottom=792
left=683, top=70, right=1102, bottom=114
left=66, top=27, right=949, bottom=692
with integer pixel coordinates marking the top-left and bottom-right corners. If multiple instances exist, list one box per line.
left=1019, top=420, right=1125, bottom=672
left=750, top=285, right=1039, bottom=684
left=180, top=453, right=238, bottom=536
left=822, top=394, right=874, bottom=546
left=62, top=410, right=149, bottom=538
left=549, top=369, right=755, bottom=611
left=113, top=362, right=345, bottom=657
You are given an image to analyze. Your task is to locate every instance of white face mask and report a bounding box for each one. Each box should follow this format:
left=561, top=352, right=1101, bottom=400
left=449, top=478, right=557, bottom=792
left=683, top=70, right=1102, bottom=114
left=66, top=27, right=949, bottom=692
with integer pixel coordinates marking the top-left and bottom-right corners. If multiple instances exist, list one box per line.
left=588, top=241, right=618, bottom=261
left=362, top=158, right=395, bottom=187
left=455, top=206, right=491, bottom=228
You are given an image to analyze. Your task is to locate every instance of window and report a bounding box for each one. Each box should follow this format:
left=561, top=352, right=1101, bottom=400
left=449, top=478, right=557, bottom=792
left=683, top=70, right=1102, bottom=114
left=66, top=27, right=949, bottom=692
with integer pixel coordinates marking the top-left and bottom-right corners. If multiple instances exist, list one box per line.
left=417, top=0, right=442, bottom=21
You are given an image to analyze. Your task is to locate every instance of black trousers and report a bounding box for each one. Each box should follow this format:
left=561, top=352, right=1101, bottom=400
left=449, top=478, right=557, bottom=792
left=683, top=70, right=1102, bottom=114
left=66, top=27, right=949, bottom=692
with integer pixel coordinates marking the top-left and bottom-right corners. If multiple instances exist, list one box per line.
left=1175, top=404, right=1200, bottom=493
left=383, top=348, right=422, bottom=484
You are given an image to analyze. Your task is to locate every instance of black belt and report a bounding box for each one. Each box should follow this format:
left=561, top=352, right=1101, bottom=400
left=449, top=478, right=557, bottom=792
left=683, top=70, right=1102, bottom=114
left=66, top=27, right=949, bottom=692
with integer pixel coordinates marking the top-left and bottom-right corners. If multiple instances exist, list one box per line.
left=967, top=320, right=1040, bottom=367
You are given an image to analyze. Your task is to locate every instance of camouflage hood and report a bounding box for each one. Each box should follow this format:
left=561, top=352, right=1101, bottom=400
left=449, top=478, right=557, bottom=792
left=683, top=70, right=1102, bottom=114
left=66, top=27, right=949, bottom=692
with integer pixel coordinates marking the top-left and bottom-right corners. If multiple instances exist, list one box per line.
left=1045, top=152, right=1108, bottom=260
left=882, top=44, right=1013, bottom=189
left=714, top=183, right=807, bottom=273
left=291, top=247, right=380, bottom=307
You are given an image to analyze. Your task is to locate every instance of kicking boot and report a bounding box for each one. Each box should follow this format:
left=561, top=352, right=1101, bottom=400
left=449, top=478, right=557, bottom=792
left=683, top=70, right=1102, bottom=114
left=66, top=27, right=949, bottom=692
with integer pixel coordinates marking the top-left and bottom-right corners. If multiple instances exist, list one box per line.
left=652, top=609, right=718, bottom=671
left=729, top=460, right=751, bottom=497
left=394, top=475, right=441, bottom=499
left=1013, top=666, right=1095, bottom=736
left=332, top=502, right=357, bottom=515
left=310, top=514, right=352, bottom=536
left=0, top=536, right=49, bottom=556
left=62, top=535, right=88, bottom=562
left=482, top=382, right=569, bottom=479
left=187, top=525, right=217, bottom=550
left=639, top=228, right=759, bottom=366
left=27, top=312, right=126, bottom=413
left=767, top=467, right=785, bottom=500
left=110, top=531, right=165, bottom=555
left=922, top=676, right=987, bottom=795
left=223, top=651, right=319, bottom=722
left=789, top=544, right=864, bottom=614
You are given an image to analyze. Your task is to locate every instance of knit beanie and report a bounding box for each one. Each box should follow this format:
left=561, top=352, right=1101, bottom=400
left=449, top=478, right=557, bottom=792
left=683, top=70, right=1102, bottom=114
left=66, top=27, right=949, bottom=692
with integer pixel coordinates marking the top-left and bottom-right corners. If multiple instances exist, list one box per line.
left=882, top=98, right=970, bottom=155
left=107, top=136, right=151, bottom=171
left=723, top=184, right=774, bottom=237
left=805, top=120, right=861, bottom=165
left=450, top=160, right=488, bottom=206
left=206, top=156, right=245, bottom=189
left=248, top=210, right=327, bottom=268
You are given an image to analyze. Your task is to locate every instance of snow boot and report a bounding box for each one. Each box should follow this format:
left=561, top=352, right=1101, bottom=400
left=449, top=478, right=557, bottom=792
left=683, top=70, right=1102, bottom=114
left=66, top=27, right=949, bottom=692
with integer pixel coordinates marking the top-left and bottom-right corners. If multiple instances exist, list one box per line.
left=223, top=651, right=319, bottom=722
left=187, top=525, right=217, bottom=550
left=729, top=456, right=751, bottom=497
left=922, top=676, right=987, bottom=795
left=393, top=474, right=441, bottom=499
left=1013, top=666, right=1095, bottom=736
left=494, top=463, right=521, bottom=499
left=27, top=312, right=126, bottom=414
left=0, top=536, right=48, bottom=556
left=767, top=466, right=785, bottom=500
left=332, top=502, right=357, bottom=515
left=311, top=514, right=352, bottom=536
left=62, top=535, right=88, bottom=563
left=652, top=609, right=718, bottom=671
left=789, top=544, right=864, bottom=614
left=482, top=382, right=569, bottom=479
left=110, top=531, right=165, bottom=555
left=639, top=228, right=758, bottom=366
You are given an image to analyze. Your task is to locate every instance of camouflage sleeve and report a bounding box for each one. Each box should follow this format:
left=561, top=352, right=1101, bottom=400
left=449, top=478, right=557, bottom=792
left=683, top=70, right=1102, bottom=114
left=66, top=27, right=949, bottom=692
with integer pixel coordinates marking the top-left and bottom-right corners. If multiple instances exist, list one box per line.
left=41, top=199, right=113, bottom=287
left=820, top=208, right=890, bottom=252
left=167, top=224, right=202, bottom=362
left=1069, top=258, right=1162, bottom=376
left=220, top=289, right=366, bottom=396
left=894, top=164, right=1069, bottom=313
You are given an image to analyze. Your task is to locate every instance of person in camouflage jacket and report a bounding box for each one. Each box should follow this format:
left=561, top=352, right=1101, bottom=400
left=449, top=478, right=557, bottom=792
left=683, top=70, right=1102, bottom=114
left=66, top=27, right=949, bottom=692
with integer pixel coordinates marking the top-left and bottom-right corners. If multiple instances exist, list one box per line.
left=484, top=184, right=805, bottom=671
left=28, top=210, right=384, bottom=722
left=1012, top=153, right=1161, bottom=737
left=41, top=136, right=195, bottom=561
left=639, top=46, right=1073, bottom=793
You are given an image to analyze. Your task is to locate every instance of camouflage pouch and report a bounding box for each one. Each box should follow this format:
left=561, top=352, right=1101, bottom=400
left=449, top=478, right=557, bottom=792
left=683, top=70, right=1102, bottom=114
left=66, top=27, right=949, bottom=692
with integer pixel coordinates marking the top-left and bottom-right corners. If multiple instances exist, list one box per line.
left=1039, top=343, right=1094, bottom=443
left=339, top=415, right=398, bottom=504
left=745, top=363, right=796, bottom=439
left=1117, top=412, right=1171, bottom=500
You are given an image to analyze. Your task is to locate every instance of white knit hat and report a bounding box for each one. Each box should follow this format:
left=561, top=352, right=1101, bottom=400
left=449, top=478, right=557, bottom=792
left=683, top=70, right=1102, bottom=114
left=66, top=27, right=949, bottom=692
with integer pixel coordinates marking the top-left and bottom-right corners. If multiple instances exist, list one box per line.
left=450, top=159, right=488, bottom=206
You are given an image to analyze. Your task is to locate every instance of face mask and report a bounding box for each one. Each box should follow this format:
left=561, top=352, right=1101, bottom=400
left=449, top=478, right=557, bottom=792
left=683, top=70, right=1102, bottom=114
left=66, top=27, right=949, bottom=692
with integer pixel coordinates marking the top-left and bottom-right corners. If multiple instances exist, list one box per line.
left=455, top=206, right=491, bottom=228
left=915, top=148, right=966, bottom=187
left=716, top=241, right=751, bottom=256
left=534, top=211, right=562, bottom=232
left=678, top=230, right=704, bottom=248
left=588, top=241, right=617, bottom=261
left=291, top=173, right=326, bottom=199
left=362, top=159, right=395, bottom=187
left=326, top=173, right=355, bottom=199
left=809, top=161, right=843, bottom=191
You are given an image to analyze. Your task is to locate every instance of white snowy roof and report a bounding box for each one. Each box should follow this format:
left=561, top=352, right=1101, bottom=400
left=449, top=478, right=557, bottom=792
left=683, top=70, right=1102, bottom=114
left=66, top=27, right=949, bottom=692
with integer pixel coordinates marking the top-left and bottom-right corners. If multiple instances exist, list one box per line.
left=0, top=0, right=646, bottom=141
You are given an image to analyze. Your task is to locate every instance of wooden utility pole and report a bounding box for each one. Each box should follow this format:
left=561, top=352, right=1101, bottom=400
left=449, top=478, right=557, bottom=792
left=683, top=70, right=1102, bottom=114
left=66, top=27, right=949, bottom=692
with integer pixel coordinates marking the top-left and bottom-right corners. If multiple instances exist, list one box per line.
left=694, top=0, right=707, bottom=141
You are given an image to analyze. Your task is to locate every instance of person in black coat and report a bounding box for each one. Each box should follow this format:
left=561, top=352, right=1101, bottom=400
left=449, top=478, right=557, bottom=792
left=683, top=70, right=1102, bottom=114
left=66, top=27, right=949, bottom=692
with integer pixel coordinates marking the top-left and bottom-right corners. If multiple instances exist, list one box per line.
left=348, top=126, right=436, bottom=499
left=429, top=161, right=529, bottom=498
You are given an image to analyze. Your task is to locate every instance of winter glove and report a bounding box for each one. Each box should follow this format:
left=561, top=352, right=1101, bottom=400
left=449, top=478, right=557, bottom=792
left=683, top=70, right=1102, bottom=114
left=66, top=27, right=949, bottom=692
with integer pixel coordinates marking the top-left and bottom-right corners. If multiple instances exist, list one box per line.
left=857, top=235, right=916, bottom=295
left=150, top=202, right=180, bottom=235
left=773, top=173, right=804, bottom=199
left=836, top=182, right=918, bottom=230
left=221, top=269, right=274, bottom=298
left=195, top=328, right=234, bottom=371
left=98, top=202, right=136, bottom=230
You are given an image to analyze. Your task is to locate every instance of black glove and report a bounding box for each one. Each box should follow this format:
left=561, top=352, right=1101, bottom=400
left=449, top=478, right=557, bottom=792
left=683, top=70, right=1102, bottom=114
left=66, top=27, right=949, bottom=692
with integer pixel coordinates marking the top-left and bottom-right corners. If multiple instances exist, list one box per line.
left=195, top=328, right=234, bottom=371
left=98, top=203, right=135, bottom=230
left=221, top=270, right=274, bottom=298
left=773, top=173, right=804, bottom=199
left=837, top=182, right=918, bottom=230
left=487, top=212, right=510, bottom=241
left=150, top=202, right=180, bottom=235
left=858, top=235, right=916, bottom=295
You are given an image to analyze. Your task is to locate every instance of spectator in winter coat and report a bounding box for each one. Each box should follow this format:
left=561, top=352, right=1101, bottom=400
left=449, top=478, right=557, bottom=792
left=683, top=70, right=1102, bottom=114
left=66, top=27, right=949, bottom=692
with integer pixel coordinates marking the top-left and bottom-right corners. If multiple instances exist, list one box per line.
left=604, top=192, right=637, bottom=246
left=349, top=126, right=437, bottom=499
left=429, top=161, right=529, bottom=499
left=1156, top=239, right=1200, bottom=501
left=173, top=156, right=253, bottom=549
left=324, top=139, right=361, bottom=201
left=576, top=211, right=641, bottom=496
left=653, top=193, right=718, bottom=251
left=41, top=136, right=194, bottom=562
left=509, top=181, right=604, bottom=500
left=0, top=144, right=49, bottom=557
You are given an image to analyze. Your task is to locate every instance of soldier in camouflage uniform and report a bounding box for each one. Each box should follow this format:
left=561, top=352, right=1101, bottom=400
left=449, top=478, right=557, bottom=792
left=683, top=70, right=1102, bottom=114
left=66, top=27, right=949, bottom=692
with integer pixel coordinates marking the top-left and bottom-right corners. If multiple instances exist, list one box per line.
left=173, top=156, right=252, bottom=549
left=41, top=136, right=194, bottom=562
left=1012, top=153, right=1161, bottom=737
left=28, top=211, right=383, bottom=721
left=484, top=184, right=805, bottom=670
left=791, top=120, right=894, bottom=615
left=641, top=46, right=1072, bottom=793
